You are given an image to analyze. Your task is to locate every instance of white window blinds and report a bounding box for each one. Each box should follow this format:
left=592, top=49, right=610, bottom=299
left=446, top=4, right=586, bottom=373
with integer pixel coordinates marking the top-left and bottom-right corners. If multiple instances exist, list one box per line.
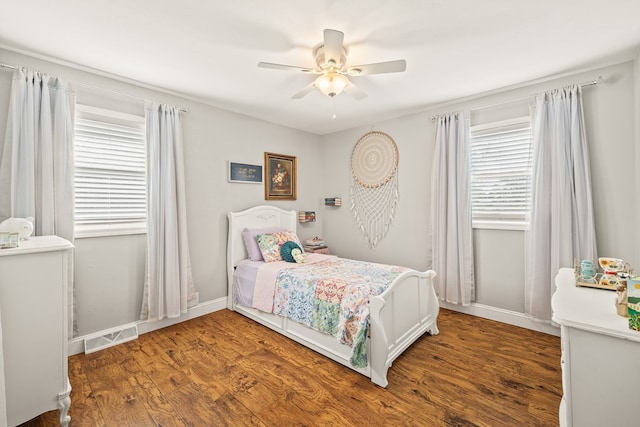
left=470, top=117, right=533, bottom=229
left=74, top=105, right=146, bottom=237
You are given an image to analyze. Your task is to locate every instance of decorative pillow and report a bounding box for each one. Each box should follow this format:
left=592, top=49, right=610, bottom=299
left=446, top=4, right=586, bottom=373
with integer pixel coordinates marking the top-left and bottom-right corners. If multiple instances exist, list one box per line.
left=242, top=227, right=285, bottom=261
left=280, top=241, right=304, bottom=263
left=256, top=231, right=303, bottom=262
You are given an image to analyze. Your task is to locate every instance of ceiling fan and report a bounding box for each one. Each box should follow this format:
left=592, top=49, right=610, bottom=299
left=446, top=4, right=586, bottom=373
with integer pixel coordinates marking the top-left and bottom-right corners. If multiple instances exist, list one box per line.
left=258, top=29, right=406, bottom=100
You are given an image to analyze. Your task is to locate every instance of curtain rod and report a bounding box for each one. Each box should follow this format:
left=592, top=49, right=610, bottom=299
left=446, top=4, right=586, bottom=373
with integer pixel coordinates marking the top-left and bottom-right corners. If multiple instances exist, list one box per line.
left=0, top=61, right=189, bottom=113
left=430, top=76, right=602, bottom=121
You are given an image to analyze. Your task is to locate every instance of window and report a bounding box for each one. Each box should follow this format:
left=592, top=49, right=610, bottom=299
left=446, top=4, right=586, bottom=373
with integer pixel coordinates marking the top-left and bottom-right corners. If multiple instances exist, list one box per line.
left=74, top=105, right=146, bottom=237
left=470, top=117, right=533, bottom=230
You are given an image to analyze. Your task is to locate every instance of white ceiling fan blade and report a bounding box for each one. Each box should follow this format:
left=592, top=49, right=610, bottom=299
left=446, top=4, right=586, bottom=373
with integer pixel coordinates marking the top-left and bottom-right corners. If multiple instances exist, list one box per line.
left=323, top=29, right=344, bottom=67
left=291, top=82, right=316, bottom=99
left=344, top=81, right=368, bottom=101
left=258, top=62, right=317, bottom=73
left=347, top=59, right=407, bottom=76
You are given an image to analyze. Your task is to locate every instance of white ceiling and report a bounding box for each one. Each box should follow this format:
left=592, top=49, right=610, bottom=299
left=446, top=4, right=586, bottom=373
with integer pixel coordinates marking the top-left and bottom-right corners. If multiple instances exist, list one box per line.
left=1, top=0, right=639, bottom=135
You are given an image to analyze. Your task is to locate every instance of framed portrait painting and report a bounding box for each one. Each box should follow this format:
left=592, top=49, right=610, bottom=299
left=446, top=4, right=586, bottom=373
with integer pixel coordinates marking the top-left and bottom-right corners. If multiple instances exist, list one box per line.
left=264, top=152, right=297, bottom=200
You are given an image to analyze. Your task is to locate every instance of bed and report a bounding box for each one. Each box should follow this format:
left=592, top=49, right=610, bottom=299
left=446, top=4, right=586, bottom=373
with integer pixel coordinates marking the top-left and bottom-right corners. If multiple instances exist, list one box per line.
left=227, top=205, right=439, bottom=387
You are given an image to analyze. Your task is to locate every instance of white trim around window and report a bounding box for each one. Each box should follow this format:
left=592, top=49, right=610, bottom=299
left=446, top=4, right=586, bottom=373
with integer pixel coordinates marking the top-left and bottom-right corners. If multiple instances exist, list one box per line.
left=470, top=116, right=533, bottom=231
left=74, top=104, right=147, bottom=238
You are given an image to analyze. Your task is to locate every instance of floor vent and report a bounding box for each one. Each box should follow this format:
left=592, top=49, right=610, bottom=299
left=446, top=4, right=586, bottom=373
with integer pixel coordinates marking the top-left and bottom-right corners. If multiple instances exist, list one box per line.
left=84, top=324, right=139, bottom=354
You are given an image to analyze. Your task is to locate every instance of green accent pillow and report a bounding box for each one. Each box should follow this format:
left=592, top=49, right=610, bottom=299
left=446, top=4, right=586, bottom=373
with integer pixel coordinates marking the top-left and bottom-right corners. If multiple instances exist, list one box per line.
left=280, top=241, right=303, bottom=263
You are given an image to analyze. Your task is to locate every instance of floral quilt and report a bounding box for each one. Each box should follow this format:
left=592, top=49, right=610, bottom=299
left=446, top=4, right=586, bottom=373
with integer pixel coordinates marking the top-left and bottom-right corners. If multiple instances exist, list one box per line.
left=271, top=258, right=406, bottom=367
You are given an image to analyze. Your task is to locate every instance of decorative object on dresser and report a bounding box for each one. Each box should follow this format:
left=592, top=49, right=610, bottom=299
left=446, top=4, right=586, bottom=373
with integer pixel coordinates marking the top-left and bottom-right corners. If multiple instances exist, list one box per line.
left=264, top=152, right=296, bottom=200
left=0, top=232, right=19, bottom=249
left=615, top=281, right=628, bottom=317
left=350, top=131, right=399, bottom=249
left=574, top=257, right=631, bottom=291
left=227, top=205, right=439, bottom=387
left=627, top=276, right=640, bottom=330
left=553, top=268, right=640, bottom=427
left=0, top=236, right=73, bottom=427
left=0, top=216, right=34, bottom=240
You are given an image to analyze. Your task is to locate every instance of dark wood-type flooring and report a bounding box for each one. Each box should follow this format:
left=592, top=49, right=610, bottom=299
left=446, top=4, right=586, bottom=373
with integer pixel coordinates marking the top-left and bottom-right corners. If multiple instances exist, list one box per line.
left=21, top=308, right=561, bottom=426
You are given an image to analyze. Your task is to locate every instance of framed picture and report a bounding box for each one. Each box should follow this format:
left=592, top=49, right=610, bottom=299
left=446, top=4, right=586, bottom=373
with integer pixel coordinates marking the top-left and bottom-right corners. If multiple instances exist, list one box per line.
left=264, top=152, right=297, bottom=200
left=228, top=161, right=263, bottom=184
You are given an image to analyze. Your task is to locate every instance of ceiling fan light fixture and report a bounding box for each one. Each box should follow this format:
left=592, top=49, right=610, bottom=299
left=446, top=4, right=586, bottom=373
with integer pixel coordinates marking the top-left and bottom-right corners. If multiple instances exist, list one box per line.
left=314, top=72, right=349, bottom=97
left=258, top=29, right=405, bottom=101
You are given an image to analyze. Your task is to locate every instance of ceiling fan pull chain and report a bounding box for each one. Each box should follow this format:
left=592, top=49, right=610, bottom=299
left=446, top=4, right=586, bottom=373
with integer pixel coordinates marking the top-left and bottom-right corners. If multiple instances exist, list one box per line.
left=331, top=96, right=337, bottom=119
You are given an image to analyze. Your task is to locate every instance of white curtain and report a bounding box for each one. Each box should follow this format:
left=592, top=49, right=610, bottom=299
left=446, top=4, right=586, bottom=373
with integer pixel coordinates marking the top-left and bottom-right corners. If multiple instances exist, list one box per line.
left=0, top=67, right=75, bottom=239
left=525, top=85, right=597, bottom=321
left=140, top=103, right=198, bottom=321
left=0, top=66, right=75, bottom=426
left=430, top=112, right=475, bottom=305
left=0, top=309, right=5, bottom=427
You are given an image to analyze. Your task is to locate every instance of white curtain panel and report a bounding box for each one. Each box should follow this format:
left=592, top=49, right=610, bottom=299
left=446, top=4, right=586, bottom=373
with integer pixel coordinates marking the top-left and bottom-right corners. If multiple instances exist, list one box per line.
left=525, top=85, right=597, bottom=321
left=0, top=310, right=5, bottom=427
left=430, top=112, right=475, bottom=305
left=0, top=66, right=75, bottom=425
left=0, top=67, right=75, bottom=239
left=0, top=67, right=76, bottom=339
left=141, top=103, right=198, bottom=321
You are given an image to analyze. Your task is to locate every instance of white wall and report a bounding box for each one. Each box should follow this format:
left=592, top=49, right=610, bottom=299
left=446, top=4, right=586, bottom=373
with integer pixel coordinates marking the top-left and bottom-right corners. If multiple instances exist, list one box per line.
left=321, top=61, right=638, bottom=319
left=0, top=47, right=324, bottom=337
left=318, top=112, right=434, bottom=270
left=1, top=45, right=637, bottom=339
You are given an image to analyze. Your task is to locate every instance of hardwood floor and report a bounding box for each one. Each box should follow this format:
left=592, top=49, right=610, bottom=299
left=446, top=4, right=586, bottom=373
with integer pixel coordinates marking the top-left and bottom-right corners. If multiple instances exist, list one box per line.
left=21, top=308, right=562, bottom=427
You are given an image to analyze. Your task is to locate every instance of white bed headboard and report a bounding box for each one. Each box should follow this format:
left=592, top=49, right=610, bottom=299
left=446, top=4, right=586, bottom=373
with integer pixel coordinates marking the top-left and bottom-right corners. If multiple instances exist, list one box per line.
left=227, top=205, right=297, bottom=308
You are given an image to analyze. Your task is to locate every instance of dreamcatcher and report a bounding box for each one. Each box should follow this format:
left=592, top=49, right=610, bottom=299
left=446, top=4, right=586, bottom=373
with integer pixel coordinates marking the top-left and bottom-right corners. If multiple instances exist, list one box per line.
left=350, top=131, right=399, bottom=249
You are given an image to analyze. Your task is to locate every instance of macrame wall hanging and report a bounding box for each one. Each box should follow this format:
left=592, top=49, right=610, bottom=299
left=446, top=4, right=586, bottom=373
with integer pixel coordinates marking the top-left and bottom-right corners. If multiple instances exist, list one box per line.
left=350, top=131, right=399, bottom=249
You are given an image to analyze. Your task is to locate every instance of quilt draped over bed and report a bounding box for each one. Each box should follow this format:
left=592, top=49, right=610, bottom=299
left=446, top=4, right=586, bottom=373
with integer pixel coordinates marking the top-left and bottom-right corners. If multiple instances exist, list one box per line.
left=252, top=254, right=406, bottom=367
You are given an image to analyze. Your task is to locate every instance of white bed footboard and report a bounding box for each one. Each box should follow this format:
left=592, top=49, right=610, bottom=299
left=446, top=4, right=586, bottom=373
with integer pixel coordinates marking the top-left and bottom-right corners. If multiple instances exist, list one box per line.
left=369, top=269, right=438, bottom=387
left=227, top=205, right=439, bottom=388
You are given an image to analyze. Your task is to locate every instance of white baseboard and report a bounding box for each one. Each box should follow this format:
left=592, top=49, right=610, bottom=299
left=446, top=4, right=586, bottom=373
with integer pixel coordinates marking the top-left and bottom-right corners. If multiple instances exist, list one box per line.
left=69, top=297, right=558, bottom=356
left=439, top=301, right=560, bottom=337
left=68, top=297, right=227, bottom=355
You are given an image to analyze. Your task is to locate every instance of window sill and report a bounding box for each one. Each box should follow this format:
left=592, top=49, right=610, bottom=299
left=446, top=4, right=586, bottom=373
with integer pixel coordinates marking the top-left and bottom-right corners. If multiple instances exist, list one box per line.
left=75, top=224, right=147, bottom=239
left=472, top=220, right=528, bottom=231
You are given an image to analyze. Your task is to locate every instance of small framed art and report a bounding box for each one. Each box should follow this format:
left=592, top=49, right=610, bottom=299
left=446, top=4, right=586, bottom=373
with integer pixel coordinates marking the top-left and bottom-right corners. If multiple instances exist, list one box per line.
left=264, top=152, right=297, bottom=200
left=228, top=161, right=263, bottom=184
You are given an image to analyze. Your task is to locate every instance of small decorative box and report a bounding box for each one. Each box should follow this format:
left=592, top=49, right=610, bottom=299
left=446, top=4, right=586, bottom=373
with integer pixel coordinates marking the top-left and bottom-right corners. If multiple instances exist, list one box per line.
left=628, top=276, right=640, bottom=331
left=0, top=232, right=19, bottom=249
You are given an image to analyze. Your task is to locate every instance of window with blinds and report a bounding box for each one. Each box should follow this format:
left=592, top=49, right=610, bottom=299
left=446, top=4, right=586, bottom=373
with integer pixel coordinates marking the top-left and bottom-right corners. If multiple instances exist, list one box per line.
left=74, top=105, right=146, bottom=237
left=470, top=117, right=533, bottom=230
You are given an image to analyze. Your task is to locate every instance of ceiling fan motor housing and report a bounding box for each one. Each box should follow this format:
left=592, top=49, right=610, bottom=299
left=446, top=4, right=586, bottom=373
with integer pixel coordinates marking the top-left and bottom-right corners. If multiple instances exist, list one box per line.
left=313, top=45, right=348, bottom=71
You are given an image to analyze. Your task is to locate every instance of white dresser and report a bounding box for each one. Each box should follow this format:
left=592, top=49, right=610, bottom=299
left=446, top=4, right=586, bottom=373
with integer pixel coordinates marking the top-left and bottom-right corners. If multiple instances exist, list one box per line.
left=552, top=268, right=640, bottom=427
left=0, top=236, right=72, bottom=427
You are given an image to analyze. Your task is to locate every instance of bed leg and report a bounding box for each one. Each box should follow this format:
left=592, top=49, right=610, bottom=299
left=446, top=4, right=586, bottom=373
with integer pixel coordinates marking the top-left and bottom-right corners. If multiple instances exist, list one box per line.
left=369, top=296, right=390, bottom=388
left=371, top=366, right=390, bottom=388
